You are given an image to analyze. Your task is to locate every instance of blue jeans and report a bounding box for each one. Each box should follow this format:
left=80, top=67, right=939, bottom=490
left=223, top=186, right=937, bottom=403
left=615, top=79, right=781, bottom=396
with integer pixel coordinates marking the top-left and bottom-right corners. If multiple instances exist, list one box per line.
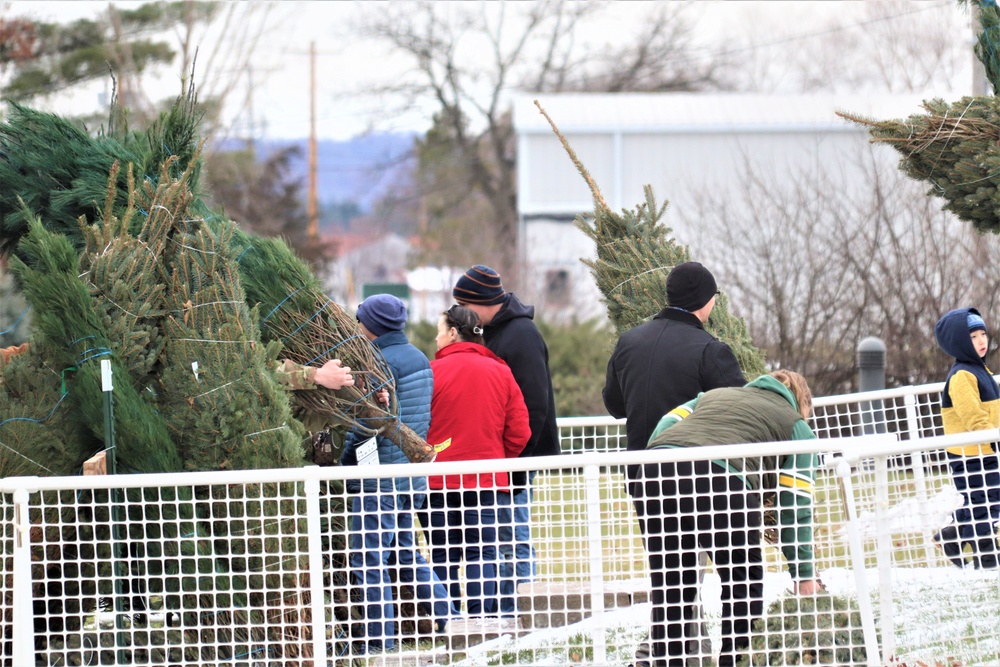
left=496, top=472, right=537, bottom=615
left=348, top=482, right=452, bottom=651
left=427, top=489, right=498, bottom=616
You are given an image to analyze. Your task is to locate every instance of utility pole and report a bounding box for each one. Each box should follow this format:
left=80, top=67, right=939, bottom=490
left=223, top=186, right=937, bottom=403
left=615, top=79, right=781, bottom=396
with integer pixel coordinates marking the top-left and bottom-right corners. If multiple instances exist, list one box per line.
left=246, top=65, right=256, bottom=153
left=308, top=41, right=319, bottom=243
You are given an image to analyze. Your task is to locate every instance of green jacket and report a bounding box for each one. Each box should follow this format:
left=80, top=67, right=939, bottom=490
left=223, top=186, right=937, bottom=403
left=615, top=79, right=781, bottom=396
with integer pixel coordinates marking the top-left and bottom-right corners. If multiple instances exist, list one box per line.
left=647, top=374, right=817, bottom=580
left=272, top=359, right=319, bottom=391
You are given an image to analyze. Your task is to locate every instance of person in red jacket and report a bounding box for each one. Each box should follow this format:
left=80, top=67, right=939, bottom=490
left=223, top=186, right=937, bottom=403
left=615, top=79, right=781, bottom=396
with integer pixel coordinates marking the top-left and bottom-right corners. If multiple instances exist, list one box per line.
left=426, top=305, right=530, bottom=616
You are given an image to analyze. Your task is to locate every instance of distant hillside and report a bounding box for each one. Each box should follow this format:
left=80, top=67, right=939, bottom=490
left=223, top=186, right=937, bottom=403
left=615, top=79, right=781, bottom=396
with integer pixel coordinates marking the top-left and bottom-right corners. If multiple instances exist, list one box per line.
left=217, top=133, right=417, bottom=211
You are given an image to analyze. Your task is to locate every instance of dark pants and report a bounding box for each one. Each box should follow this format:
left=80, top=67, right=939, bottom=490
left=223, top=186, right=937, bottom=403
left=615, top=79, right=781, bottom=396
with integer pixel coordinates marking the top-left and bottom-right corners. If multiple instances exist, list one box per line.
left=948, top=452, right=1000, bottom=567
left=631, top=459, right=764, bottom=667
left=427, top=489, right=499, bottom=615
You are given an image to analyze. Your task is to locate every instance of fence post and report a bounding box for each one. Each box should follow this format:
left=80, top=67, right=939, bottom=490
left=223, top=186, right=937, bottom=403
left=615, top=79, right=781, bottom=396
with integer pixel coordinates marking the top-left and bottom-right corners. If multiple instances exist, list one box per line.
left=12, top=486, right=34, bottom=666
left=303, top=474, right=328, bottom=661
left=584, top=463, right=607, bottom=665
left=873, top=455, right=896, bottom=659
left=902, top=392, right=933, bottom=562
left=836, top=459, right=882, bottom=667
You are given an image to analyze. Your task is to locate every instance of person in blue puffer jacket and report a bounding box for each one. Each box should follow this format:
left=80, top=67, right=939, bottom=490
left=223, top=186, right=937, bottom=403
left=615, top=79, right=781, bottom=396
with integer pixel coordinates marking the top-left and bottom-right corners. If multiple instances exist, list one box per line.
left=341, top=294, right=452, bottom=654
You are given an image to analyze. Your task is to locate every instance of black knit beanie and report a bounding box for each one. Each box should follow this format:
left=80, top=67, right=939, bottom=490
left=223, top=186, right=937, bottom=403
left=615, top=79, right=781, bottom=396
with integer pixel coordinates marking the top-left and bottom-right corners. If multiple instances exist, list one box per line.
left=666, top=262, right=717, bottom=312
left=453, top=265, right=506, bottom=306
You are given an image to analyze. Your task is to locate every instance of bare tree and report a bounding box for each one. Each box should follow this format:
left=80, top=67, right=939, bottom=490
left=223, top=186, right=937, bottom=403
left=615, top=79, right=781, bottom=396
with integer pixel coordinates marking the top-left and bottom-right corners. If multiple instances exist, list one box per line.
left=717, top=0, right=967, bottom=94
left=356, top=0, right=719, bottom=286
left=692, top=148, right=1000, bottom=396
left=1, top=1, right=285, bottom=143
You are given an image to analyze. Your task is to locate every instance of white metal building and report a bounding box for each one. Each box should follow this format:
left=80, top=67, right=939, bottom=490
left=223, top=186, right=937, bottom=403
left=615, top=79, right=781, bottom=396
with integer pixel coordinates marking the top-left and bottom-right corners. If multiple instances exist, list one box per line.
left=513, top=92, right=951, bottom=324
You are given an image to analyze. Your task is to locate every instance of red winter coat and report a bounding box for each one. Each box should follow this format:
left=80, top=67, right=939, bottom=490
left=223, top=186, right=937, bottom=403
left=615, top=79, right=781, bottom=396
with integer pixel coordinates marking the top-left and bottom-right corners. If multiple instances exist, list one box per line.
left=426, top=342, right=530, bottom=490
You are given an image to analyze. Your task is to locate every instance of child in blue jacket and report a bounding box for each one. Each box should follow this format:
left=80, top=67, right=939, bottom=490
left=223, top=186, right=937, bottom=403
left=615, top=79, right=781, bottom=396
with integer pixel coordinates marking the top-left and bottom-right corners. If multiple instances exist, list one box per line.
left=933, top=307, right=1000, bottom=568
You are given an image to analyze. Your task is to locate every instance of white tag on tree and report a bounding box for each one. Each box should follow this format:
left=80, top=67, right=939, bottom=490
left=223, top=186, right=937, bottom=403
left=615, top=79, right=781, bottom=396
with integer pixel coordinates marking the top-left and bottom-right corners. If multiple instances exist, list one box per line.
left=356, top=437, right=379, bottom=466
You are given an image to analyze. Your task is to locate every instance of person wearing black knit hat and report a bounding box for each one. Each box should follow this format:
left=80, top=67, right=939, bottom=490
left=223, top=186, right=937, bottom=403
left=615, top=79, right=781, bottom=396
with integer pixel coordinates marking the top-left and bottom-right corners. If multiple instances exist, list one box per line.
left=605, top=261, right=744, bottom=469
left=453, top=265, right=507, bottom=305
left=603, top=261, right=746, bottom=667
left=665, top=261, right=718, bottom=313
left=452, top=264, right=559, bottom=617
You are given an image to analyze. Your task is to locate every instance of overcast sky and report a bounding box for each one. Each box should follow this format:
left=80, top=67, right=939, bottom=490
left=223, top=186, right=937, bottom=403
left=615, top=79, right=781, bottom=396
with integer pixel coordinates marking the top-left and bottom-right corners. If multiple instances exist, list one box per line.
left=2, top=1, right=971, bottom=141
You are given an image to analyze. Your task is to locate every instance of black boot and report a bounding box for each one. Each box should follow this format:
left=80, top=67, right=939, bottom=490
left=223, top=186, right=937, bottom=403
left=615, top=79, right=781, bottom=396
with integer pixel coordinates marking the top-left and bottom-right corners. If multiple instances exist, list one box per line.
left=974, top=535, right=999, bottom=569
left=934, top=524, right=966, bottom=568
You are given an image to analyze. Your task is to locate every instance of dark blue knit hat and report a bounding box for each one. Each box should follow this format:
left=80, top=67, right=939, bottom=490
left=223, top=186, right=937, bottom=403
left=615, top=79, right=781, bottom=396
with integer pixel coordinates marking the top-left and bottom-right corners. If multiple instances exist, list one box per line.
left=356, top=294, right=407, bottom=336
left=969, top=312, right=987, bottom=333
left=453, top=265, right=506, bottom=305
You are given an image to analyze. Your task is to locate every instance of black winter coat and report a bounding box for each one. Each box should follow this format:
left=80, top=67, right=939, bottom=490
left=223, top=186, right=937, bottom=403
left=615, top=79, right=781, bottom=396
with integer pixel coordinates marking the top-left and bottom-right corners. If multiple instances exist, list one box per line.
left=603, top=307, right=745, bottom=475
left=484, top=293, right=561, bottom=486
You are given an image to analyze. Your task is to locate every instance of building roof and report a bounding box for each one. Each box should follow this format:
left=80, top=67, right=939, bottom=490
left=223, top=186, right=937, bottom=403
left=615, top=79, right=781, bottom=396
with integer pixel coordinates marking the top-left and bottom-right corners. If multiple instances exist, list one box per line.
left=514, top=92, right=960, bottom=134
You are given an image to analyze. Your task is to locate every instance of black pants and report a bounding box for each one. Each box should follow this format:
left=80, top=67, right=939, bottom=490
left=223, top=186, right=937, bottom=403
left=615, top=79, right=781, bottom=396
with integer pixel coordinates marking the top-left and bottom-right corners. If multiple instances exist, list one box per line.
left=948, top=452, right=1000, bottom=567
left=631, top=459, right=764, bottom=667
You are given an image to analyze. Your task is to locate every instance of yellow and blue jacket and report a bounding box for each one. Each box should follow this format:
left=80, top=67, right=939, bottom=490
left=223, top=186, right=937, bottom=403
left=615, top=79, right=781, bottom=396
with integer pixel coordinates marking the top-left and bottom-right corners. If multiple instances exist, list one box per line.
left=934, top=307, right=1000, bottom=456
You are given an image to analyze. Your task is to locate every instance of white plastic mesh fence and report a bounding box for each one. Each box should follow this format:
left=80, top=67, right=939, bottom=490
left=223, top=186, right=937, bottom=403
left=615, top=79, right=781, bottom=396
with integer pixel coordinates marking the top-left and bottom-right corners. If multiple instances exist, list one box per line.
left=2, top=381, right=999, bottom=666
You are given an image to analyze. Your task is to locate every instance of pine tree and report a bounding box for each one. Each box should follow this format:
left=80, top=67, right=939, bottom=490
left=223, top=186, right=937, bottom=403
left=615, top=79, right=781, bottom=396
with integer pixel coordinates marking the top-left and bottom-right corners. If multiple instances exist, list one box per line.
left=0, top=349, right=87, bottom=477
left=10, top=216, right=183, bottom=472
left=838, top=2, right=1000, bottom=234
left=0, top=92, right=434, bottom=473
left=534, top=101, right=767, bottom=378
left=157, top=211, right=303, bottom=470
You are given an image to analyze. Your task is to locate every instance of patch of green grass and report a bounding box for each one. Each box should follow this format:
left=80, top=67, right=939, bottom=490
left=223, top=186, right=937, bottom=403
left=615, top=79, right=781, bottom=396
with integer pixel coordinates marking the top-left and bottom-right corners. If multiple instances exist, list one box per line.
left=531, top=465, right=959, bottom=584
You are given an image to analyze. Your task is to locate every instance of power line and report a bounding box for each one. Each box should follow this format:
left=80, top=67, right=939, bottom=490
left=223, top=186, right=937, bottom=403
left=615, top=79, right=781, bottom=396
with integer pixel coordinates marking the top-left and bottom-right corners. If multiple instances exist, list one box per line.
left=683, top=1, right=954, bottom=64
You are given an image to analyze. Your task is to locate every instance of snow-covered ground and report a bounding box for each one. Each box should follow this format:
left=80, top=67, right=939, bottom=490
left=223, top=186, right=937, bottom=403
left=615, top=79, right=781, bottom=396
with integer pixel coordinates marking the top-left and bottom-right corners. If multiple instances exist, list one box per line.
left=441, top=566, right=1000, bottom=666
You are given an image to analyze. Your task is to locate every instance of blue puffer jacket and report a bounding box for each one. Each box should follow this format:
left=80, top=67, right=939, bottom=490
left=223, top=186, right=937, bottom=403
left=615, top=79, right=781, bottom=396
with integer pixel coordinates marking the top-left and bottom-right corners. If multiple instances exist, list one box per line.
left=342, top=330, right=433, bottom=493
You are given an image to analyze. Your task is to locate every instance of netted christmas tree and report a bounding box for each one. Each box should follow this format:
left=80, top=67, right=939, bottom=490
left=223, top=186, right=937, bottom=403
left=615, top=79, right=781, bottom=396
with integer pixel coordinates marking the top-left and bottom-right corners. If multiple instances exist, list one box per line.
left=0, top=90, right=426, bottom=661
left=0, top=89, right=433, bottom=476
left=838, top=1, right=1000, bottom=235
left=739, top=592, right=874, bottom=666
left=534, top=101, right=767, bottom=378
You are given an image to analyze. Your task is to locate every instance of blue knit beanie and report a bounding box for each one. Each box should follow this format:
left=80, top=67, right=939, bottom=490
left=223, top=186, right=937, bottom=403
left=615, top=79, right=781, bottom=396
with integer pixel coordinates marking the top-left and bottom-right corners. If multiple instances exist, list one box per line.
left=968, top=312, right=987, bottom=333
left=357, top=294, right=407, bottom=336
left=453, top=265, right=506, bottom=306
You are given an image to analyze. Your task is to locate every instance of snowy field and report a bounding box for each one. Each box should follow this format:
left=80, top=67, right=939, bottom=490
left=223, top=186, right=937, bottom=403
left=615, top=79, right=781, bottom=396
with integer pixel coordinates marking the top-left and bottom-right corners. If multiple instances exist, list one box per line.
left=440, top=566, right=1000, bottom=666
left=432, top=479, right=1000, bottom=666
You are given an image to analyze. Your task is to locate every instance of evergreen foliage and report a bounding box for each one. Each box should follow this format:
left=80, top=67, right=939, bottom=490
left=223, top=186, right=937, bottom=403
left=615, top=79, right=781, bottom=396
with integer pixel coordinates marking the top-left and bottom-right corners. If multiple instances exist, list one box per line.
left=840, top=3, right=1000, bottom=235
left=974, top=0, right=1000, bottom=95
left=79, top=177, right=168, bottom=386
left=10, top=216, right=182, bottom=473
left=0, top=91, right=434, bottom=473
left=740, top=592, right=872, bottom=666
left=0, top=3, right=180, bottom=103
left=538, top=319, right=615, bottom=417
left=0, top=104, right=140, bottom=259
left=839, top=96, right=1000, bottom=234
left=231, top=229, right=435, bottom=462
left=0, top=90, right=347, bottom=658
left=159, top=220, right=302, bottom=470
left=533, top=101, right=767, bottom=379
left=0, top=350, right=85, bottom=476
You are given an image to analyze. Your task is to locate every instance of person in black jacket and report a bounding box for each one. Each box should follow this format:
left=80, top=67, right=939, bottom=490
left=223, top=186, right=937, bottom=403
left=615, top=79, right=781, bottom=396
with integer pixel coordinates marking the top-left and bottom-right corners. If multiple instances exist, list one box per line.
left=453, top=264, right=560, bottom=616
left=603, top=261, right=745, bottom=667
left=604, top=261, right=746, bottom=481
